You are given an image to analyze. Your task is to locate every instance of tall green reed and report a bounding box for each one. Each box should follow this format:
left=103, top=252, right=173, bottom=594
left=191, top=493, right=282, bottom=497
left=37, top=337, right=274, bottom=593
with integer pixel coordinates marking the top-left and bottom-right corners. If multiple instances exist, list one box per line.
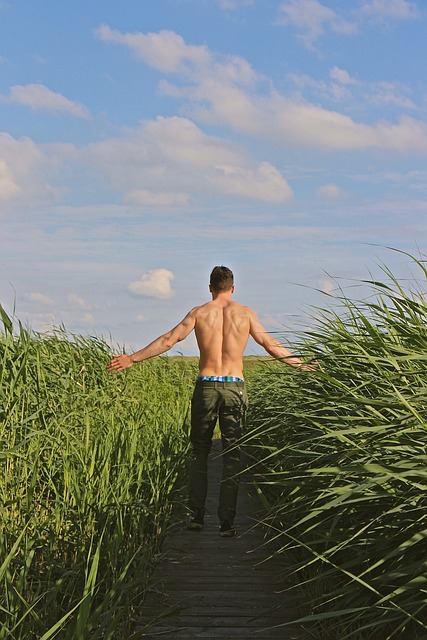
left=0, top=312, right=196, bottom=639
left=246, top=252, right=427, bottom=639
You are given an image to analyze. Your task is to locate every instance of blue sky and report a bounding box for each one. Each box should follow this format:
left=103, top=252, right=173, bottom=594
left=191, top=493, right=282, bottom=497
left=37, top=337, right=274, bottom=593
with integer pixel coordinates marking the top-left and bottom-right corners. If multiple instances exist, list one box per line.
left=1, top=0, right=426, bottom=355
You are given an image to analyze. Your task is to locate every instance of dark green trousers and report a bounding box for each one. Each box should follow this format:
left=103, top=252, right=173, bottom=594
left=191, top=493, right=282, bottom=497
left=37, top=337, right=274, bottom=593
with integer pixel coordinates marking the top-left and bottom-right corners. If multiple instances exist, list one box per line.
left=188, top=380, right=248, bottom=523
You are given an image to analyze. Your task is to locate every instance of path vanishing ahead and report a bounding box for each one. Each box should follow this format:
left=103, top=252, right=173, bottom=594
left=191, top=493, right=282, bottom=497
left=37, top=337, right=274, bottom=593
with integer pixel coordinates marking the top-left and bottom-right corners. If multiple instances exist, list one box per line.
left=135, top=439, right=310, bottom=639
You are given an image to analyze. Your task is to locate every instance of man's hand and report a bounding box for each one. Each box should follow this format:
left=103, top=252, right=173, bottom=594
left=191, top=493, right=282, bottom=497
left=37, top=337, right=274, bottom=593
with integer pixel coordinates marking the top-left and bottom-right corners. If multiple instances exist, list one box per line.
left=107, top=354, right=134, bottom=373
left=297, top=361, right=319, bottom=372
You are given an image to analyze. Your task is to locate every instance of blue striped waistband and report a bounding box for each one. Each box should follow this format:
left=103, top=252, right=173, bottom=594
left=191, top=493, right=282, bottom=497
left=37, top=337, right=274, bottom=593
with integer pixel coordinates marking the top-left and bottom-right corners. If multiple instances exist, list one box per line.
left=196, top=376, right=245, bottom=383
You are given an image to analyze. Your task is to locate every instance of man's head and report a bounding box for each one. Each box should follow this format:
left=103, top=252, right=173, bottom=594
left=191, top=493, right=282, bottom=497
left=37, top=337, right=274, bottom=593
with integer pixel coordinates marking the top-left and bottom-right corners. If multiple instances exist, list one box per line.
left=209, top=266, right=234, bottom=293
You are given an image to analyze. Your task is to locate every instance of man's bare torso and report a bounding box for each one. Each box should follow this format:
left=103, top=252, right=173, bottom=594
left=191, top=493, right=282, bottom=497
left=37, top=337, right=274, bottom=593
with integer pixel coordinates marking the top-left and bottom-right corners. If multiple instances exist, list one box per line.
left=107, top=285, right=314, bottom=375
left=193, top=298, right=251, bottom=378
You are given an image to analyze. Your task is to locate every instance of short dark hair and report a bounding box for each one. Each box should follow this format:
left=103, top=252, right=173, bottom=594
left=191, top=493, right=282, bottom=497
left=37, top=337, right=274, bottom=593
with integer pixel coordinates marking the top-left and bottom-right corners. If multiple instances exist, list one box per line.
left=209, top=266, right=234, bottom=292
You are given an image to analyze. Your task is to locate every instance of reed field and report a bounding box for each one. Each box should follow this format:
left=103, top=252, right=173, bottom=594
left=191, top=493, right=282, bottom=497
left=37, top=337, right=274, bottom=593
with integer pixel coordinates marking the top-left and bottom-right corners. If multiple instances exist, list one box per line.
left=245, top=252, right=427, bottom=639
left=0, top=310, right=197, bottom=639
left=1, top=251, right=426, bottom=639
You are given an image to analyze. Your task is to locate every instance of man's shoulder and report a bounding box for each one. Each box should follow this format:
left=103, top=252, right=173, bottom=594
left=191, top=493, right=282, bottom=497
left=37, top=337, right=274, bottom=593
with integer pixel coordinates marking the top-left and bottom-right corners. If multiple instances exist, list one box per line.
left=191, top=301, right=211, bottom=314
left=230, top=300, right=255, bottom=314
left=188, top=302, right=214, bottom=320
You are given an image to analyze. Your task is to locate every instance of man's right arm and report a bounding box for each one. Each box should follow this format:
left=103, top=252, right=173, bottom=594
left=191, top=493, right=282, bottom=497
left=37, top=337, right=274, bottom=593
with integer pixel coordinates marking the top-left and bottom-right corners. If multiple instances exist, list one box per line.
left=249, top=310, right=316, bottom=371
left=107, top=308, right=197, bottom=373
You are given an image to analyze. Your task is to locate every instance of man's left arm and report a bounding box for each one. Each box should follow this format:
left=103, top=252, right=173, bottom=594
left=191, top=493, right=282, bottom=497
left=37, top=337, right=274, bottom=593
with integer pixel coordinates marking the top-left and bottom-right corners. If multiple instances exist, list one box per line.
left=107, top=309, right=197, bottom=373
left=249, top=309, right=318, bottom=371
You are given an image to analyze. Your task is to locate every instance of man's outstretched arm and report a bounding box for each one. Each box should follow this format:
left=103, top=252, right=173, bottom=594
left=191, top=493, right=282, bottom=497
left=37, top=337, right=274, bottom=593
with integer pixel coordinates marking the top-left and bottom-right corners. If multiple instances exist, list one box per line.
left=249, top=310, right=317, bottom=371
left=107, top=309, right=197, bottom=373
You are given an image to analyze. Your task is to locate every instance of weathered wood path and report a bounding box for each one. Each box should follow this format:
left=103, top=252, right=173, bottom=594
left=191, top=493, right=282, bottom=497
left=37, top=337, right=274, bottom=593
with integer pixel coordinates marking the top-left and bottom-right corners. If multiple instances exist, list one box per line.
left=135, top=439, right=309, bottom=639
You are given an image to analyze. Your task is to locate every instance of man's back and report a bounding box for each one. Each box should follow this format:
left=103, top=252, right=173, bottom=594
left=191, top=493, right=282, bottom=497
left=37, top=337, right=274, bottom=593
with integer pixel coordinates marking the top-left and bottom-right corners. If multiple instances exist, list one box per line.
left=193, top=298, right=251, bottom=378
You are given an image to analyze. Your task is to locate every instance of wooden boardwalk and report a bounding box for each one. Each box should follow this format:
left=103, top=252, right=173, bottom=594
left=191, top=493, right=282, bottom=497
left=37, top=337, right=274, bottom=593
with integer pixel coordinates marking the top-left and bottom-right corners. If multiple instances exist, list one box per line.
left=135, top=439, right=309, bottom=639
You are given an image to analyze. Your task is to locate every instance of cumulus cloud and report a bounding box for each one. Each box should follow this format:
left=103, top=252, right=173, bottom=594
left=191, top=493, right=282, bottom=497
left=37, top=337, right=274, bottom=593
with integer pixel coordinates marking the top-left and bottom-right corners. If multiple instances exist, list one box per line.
left=329, top=66, right=358, bottom=87
left=358, top=0, right=420, bottom=21
left=27, top=292, right=54, bottom=306
left=316, top=183, right=346, bottom=199
left=277, top=0, right=357, bottom=47
left=1, top=113, right=293, bottom=208
left=0, top=158, right=20, bottom=199
left=277, top=0, right=420, bottom=47
left=3, top=83, right=90, bottom=118
left=251, top=98, right=427, bottom=151
left=87, top=116, right=293, bottom=203
left=95, top=25, right=211, bottom=74
left=124, top=189, right=191, bottom=206
left=371, top=81, right=416, bottom=110
left=290, top=66, right=416, bottom=113
left=212, top=161, right=293, bottom=202
left=1, top=23, right=424, bottom=220
left=318, top=279, right=337, bottom=295
left=128, top=269, right=175, bottom=299
left=67, top=293, right=86, bottom=308
left=0, top=133, right=64, bottom=206
left=97, top=27, right=427, bottom=153
left=288, top=68, right=356, bottom=102
left=96, top=24, right=257, bottom=85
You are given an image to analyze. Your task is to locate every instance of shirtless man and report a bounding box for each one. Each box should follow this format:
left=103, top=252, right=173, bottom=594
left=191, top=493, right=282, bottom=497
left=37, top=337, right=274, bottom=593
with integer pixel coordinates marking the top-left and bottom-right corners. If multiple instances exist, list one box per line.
left=107, top=266, right=315, bottom=537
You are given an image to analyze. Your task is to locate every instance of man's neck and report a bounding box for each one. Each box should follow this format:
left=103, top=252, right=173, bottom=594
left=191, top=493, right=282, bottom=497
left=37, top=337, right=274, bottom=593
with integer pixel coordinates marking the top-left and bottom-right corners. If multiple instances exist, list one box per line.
left=211, top=289, right=233, bottom=301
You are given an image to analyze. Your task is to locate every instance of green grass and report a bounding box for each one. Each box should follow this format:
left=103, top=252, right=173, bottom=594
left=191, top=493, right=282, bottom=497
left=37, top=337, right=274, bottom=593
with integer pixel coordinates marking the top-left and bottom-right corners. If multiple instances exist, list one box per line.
left=245, top=251, right=427, bottom=639
left=0, top=317, right=197, bottom=639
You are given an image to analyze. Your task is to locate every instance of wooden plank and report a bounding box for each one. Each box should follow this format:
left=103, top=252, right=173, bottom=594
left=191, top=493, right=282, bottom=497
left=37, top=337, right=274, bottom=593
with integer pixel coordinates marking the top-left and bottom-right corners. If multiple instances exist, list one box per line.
left=133, top=439, right=309, bottom=639
left=137, top=626, right=305, bottom=639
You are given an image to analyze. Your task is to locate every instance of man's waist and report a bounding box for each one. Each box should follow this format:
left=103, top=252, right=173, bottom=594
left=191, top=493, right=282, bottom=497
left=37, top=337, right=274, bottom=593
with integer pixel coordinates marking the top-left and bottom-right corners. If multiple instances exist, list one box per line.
left=196, top=375, right=245, bottom=383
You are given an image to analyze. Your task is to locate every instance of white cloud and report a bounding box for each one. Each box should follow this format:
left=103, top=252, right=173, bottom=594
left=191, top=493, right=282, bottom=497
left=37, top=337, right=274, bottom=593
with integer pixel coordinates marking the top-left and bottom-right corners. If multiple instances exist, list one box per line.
left=1, top=113, right=293, bottom=209
left=290, top=67, right=416, bottom=113
left=277, top=0, right=420, bottom=48
left=318, top=279, right=337, bottom=295
left=277, top=0, right=357, bottom=47
left=371, top=81, right=416, bottom=110
left=359, top=0, right=420, bottom=21
left=316, top=183, right=346, bottom=199
left=0, top=158, right=20, bottom=199
left=4, top=83, right=90, bottom=118
left=97, top=24, right=257, bottom=85
left=0, top=133, right=64, bottom=207
left=27, top=292, right=54, bottom=306
left=124, top=189, right=191, bottom=206
left=87, top=116, right=293, bottom=203
left=128, top=269, right=175, bottom=299
left=212, top=161, right=293, bottom=202
left=97, top=28, right=427, bottom=153
left=0, top=25, right=424, bottom=221
left=329, top=66, right=358, bottom=86
left=95, top=25, right=211, bottom=74
left=242, top=97, right=427, bottom=151
left=67, top=293, right=86, bottom=308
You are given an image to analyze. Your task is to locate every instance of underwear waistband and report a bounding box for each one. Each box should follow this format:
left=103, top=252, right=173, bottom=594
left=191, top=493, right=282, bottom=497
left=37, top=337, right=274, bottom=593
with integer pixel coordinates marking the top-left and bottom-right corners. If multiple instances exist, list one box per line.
left=196, top=375, right=245, bottom=383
